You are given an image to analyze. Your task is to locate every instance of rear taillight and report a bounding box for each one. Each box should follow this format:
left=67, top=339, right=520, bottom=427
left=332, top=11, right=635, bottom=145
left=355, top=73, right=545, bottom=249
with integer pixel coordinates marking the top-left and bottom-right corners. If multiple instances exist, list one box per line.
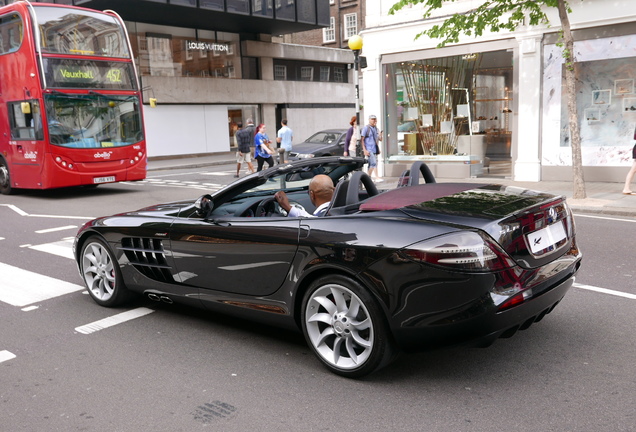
left=400, top=231, right=515, bottom=272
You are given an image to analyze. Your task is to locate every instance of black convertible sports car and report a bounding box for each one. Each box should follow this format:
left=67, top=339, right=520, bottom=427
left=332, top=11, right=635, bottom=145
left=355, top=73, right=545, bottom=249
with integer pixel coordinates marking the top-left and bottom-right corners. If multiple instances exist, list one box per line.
left=74, top=157, right=582, bottom=377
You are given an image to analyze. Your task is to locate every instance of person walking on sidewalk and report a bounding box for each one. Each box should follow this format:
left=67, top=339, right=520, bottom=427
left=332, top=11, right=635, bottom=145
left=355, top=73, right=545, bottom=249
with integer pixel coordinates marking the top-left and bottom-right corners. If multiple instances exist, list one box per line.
left=276, top=119, right=293, bottom=164
left=361, top=114, right=382, bottom=179
left=254, top=124, right=275, bottom=171
left=234, top=122, right=255, bottom=177
left=623, top=127, right=636, bottom=195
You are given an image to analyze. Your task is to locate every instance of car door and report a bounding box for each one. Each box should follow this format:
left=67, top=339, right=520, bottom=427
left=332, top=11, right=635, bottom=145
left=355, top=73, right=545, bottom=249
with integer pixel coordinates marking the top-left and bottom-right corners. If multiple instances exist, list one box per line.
left=168, top=215, right=300, bottom=297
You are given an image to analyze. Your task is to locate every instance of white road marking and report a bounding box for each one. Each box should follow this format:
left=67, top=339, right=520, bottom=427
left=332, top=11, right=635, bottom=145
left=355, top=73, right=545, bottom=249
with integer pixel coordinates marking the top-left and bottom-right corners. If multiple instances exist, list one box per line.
left=573, top=213, right=636, bottom=223
left=0, top=350, right=16, bottom=363
left=29, top=239, right=74, bottom=260
left=574, top=283, right=636, bottom=300
left=75, top=307, right=155, bottom=335
left=21, top=306, right=39, bottom=312
left=0, top=204, right=94, bottom=220
left=0, top=263, right=84, bottom=307
left=35, top=225, right=77, bottom=234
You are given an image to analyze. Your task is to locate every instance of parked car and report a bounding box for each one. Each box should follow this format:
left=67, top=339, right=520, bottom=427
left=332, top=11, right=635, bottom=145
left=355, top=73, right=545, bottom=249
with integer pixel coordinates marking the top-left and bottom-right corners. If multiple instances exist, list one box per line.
left=288, top=129, right=348, bottom=160
left=74, top=157, right=582, bottom=378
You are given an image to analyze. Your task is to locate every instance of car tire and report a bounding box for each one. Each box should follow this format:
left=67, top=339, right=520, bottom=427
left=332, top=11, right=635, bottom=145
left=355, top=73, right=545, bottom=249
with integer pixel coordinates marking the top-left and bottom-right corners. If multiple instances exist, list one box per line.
left=80, top=236, right=131, bottom=307
left=0, top=159, right=14, bottom=195
left=301, top=275, right=396, bottom=378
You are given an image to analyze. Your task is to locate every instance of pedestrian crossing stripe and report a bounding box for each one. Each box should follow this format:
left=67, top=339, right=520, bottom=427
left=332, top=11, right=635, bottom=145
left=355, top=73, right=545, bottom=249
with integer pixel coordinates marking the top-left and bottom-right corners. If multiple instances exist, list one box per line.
left=75, top=307, right=155, bottom=334
left=29, top=239, right=74, bottom=260
left=0, top=262, right=84, bottom=307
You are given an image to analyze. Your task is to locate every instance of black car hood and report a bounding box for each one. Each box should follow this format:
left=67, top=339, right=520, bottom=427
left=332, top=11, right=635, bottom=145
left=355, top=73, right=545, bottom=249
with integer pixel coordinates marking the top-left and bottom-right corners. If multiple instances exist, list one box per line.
left=124, top=200, right=197, bottom=218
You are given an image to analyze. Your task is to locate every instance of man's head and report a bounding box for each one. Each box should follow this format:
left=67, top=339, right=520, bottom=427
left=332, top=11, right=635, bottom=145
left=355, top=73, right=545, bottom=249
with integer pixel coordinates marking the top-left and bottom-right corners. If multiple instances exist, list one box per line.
left=281, top=119, right=288, bottom=126
left=308, top=174, right=335, bottom=207
left=369, top=114, right=377, bottom=126
left=237, top=122, right=243, bottom=129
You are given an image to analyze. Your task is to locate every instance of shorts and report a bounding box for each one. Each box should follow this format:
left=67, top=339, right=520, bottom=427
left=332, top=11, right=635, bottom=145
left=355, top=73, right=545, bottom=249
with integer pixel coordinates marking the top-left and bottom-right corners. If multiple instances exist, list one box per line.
left=236, top=151, right=252, bottom=163
left=367, top=152, right=377, bottom=167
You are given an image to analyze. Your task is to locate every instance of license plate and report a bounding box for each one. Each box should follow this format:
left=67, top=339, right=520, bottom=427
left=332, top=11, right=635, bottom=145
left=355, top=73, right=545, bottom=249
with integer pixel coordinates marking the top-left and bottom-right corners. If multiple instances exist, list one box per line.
left=93, top=176, right=116, bottom=184
left=526, top=220, right=567, bottom=255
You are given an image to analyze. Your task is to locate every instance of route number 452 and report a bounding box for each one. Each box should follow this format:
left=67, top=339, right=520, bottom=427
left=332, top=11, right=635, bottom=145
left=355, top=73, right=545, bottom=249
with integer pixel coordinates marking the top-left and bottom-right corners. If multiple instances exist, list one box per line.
left=106, top=69, right=122, bottom=83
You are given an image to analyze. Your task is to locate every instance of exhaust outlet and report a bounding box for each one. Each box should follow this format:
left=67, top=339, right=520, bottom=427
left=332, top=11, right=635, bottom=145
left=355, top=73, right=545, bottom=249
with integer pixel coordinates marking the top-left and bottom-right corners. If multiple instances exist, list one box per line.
left=160, top=296, right=174, bottom=304
left=147, top=293, right=161, bottom=301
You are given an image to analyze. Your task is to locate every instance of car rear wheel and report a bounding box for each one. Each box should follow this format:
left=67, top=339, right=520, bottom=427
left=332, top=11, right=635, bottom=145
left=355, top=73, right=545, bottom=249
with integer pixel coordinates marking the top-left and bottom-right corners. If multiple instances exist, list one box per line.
left=301, top=275, right=396, bottom=378
left=0, top=159, right=14, bottom=195
left=80, top=236, right=130, bottom=307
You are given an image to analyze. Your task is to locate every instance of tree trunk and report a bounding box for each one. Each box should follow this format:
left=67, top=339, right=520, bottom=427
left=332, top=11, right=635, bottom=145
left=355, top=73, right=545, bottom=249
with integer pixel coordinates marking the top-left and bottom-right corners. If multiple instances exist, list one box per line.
left=557, top=0, right=587, bottom=199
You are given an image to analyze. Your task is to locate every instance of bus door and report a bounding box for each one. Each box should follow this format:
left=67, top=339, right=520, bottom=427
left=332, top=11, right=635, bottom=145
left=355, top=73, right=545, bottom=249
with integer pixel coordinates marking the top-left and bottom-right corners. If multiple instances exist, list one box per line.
left=6, top=100, right=44, bottom=188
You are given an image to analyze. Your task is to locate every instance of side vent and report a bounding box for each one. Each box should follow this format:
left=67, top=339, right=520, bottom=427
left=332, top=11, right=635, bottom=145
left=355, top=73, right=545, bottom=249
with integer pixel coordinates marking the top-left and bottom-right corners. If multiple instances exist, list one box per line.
left=120, top=237, right=174, bottom=283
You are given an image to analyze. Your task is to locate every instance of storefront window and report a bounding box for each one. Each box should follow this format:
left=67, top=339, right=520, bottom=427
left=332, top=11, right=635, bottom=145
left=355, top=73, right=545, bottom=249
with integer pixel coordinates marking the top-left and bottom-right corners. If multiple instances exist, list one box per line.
left=384, top=50, right=513, bottom=177
left=129, top=26, right=242, bottom=79
left=227, top=105, right=260, bottom=147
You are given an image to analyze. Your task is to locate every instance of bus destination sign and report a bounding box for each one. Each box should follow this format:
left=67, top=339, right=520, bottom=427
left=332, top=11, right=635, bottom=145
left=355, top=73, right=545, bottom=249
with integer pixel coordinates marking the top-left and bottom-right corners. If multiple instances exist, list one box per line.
left=44, top=58, right=136, bottom=90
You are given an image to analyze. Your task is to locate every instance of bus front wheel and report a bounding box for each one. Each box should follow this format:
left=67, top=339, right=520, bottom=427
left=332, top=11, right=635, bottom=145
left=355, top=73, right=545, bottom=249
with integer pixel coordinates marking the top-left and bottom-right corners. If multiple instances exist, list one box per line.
left=0, top=160, right=14, bottom=195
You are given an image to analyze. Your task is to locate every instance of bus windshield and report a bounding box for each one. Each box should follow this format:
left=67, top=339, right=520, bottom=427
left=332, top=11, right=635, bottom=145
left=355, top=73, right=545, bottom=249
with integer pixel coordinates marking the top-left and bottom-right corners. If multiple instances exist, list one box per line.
left=33, top=6, right=130, bottom=58
left=45, top=93, right=143, bottom=148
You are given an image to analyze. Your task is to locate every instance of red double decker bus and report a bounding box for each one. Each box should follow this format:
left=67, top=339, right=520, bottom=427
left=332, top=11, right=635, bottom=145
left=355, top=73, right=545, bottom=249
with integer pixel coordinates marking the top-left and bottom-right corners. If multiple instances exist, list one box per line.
left=0, top=1, right=146, bottom=194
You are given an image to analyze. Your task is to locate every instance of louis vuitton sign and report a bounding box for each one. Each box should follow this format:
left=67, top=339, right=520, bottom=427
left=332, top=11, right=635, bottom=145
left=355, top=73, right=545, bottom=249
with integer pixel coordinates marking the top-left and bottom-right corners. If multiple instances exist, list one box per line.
left=185, top=41, right=230, bottom=53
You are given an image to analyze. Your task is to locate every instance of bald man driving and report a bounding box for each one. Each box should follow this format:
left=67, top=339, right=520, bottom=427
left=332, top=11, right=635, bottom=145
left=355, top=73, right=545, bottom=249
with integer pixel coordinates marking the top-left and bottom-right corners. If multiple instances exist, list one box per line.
left=274, top=174, right=334, bottom=217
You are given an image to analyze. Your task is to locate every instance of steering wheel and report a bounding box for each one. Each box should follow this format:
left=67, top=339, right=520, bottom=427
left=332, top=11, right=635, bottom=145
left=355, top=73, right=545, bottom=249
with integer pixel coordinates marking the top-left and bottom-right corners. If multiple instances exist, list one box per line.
left=254, top=197, right=282, bottom=217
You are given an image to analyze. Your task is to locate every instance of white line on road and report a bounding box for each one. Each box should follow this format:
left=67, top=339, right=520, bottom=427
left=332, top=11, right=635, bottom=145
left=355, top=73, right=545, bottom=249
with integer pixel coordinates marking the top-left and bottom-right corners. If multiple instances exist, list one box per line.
left=0, top=350, right=16, bottom=363
left=574, top=283, right=636, bottom=300
left=573, top=213, right=636, bottom=223
left=35, top=225, right=77, bottom=234
left=29, top=239, right=74, bottom=259
left=0, top=263, right=84, bottom=307
left=75, top=308, right=155, bottom=334
left=0, top=204, right=94, bottom=220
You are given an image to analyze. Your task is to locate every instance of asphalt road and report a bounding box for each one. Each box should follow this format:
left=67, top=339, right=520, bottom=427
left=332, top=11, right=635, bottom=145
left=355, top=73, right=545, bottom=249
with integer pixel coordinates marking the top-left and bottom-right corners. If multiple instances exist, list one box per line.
left=1, top=164, right=635, bottom=431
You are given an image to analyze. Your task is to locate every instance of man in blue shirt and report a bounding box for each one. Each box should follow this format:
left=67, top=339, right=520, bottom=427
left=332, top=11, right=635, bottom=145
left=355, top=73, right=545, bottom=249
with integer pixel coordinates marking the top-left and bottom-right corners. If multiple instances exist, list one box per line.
left=276, top=119, right=293, bottom=164
left=361, top=114, right=382, bottom=179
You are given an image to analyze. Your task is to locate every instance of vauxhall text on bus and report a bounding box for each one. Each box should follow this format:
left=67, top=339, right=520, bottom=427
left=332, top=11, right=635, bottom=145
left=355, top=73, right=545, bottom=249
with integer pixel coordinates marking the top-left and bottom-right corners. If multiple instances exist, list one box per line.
left=0, top=1, right=147, bottom=195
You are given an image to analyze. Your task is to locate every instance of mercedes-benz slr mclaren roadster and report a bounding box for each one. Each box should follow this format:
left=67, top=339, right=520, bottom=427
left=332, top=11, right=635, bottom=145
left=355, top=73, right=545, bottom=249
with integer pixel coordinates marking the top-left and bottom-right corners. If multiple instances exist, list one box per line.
left=74, top=157, right=582, bottom=377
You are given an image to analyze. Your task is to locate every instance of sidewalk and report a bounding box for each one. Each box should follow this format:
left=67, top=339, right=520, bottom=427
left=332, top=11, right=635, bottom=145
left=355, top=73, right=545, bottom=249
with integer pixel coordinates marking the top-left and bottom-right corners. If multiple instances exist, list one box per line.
left=147, top=153, right=636, bottom=217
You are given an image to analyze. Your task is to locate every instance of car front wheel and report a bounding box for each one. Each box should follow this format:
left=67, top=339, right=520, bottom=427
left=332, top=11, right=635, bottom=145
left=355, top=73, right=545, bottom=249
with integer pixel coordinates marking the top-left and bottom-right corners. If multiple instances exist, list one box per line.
left=301, top=275, right=396, bottom=378
left=80, top=236, right=130, bottom=307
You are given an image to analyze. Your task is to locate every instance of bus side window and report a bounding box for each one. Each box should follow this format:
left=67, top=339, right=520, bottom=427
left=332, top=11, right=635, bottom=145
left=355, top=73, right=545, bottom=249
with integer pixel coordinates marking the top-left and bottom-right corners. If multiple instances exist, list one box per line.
left=0, top=14, right=23, bottom=54
left=8, top=101, right=42, bottom=140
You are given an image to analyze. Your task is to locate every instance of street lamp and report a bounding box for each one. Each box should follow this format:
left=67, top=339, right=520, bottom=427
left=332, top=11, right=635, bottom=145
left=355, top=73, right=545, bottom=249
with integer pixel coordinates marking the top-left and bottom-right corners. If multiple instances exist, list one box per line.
left=348, top=35, right=363, bottom=157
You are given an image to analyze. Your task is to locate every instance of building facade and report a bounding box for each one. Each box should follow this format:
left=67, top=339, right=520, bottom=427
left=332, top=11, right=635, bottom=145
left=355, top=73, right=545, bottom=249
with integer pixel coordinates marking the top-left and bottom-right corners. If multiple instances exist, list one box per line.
left=8, top=0, right=355, bottom=157
left=282, top=0, right=364, bottom=51
left=361, top=0, right=636, bottom=182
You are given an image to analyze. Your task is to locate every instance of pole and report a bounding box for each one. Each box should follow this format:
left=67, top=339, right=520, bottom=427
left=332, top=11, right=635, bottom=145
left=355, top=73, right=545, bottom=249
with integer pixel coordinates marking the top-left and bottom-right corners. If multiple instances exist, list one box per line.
left=353, top=49, right=361, bottom=157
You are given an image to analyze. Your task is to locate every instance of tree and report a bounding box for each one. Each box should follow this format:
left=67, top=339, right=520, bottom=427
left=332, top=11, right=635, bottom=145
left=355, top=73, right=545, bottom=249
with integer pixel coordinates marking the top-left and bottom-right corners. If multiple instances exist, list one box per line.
left=389, top=0, right=586, bottom=199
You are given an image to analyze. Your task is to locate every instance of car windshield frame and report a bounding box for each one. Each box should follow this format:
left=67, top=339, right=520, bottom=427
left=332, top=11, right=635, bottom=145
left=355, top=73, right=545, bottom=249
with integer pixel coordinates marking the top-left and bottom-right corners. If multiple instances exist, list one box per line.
left=210, top=157, right=365, bottom=208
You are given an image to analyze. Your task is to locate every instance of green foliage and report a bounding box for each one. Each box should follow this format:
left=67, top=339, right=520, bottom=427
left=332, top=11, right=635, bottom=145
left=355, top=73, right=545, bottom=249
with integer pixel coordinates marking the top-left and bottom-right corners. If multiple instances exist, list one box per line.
left=389, top=0, right=570, bottom=47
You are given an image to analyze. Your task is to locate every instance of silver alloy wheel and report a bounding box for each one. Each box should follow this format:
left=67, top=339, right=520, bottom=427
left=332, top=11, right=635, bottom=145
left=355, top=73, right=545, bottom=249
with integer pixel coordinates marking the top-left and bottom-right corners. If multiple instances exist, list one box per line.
left=305, top=283, right=374, bottom=370
left=82, top=241, right=116, bottom=301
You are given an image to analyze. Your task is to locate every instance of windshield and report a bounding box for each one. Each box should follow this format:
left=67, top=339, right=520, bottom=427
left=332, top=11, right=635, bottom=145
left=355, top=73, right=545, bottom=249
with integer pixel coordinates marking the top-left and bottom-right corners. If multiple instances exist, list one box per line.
left=33, top=6, right=130, bottom=58
left=304, top=131, right=342, bottom=144
left=44, top=93, right=143, bottom=148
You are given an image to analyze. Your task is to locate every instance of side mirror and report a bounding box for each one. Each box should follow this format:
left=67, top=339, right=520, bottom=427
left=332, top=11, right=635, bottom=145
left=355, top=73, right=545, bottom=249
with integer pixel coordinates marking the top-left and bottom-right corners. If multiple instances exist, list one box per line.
left=194, top=194, right=213, bottom=217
